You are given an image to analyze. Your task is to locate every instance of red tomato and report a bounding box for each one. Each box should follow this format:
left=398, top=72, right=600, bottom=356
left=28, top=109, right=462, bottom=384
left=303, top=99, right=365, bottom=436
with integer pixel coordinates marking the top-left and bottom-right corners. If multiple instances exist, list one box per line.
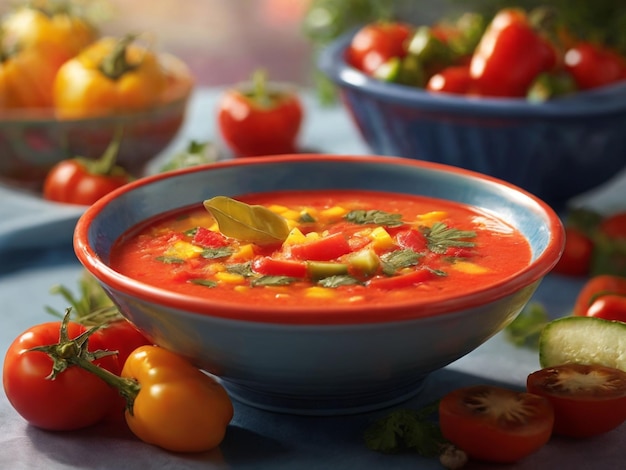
left=573, top=275, right=626, bottom=317
left=564, top=42, right=626, bottom=90
left=367, top=267, right=434, bottom=289
left=552, top=227, right=593, bottom=276
left=599, top=212, right=626, bottom=239
left=43, top=159, right=131, bottom=205
left=586, top=294, right=626, bottom=322
left=527, top=363, right=626, bottom=438
left=426, top=65, right=473, bottom=94
left=92, top=319, right=153, bottom=371
left=217, top=71, right=303, bottom=157
left=287, top=232, right=352, bottom=261
left=252, top=257, right=308, bottom=278
left=469, top=8, right=557, bottom=97
left=439, top=385, right=554, bottom=463
left=347, top=21, right=412, bottom=75
left=2, top=321, right=120, bottom=430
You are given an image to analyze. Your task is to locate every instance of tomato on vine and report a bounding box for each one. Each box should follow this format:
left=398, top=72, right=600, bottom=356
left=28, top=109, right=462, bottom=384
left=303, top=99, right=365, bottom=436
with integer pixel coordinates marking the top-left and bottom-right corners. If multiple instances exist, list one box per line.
left=347, top=21, right=412, bottom=75
left=43, top=130, right=132, bottom=205
left=2, top=314, right=120, bottom=431
left=217, top=69, right=303, bottom=157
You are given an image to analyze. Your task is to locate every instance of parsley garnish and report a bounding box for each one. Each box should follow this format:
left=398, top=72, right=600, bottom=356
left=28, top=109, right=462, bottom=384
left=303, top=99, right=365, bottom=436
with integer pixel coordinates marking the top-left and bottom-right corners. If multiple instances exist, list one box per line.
left=299, top=211, right=316, bottom=223
left=318, top=275, right=362, bottom=288
left=345, top=209, right=404, bottom=227
left=422, top=222, right=476, bottom=254
left=251, top=276, right=297, bottom=287
left=364, top=404, right=445, bottom=456
left=504, top=302, right=550, bottom=349
left=201, top=247, right=234, bottom=259
left=155, top=256, right=185, bottom=264
left=380, top=249, right=422, bottom=275
left=227, top=262, right=254, bottom=277
left=188, top=279, right=217, bottom=288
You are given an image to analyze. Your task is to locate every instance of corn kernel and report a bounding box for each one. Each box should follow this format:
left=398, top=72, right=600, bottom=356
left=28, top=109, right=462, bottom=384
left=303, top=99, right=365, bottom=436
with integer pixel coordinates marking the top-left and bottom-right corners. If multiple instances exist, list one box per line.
left=164, top=241, right=204, bottom=259
left=268, top=204, right=289, bottom=214
left=304, top=286, right=337, bottom=299
left=283, top=227, right=308, bottom=246
left=369, top=226, right=395, bottom=250
left=451, top=261, right=490, bottom=274
left=321, top=206, right=347, bottom=218
left=234, top=285, right=249, bottom=294
left=416, top=211, right=448, bottom=226
left=233, top=244, right=255, bottom=260
left=215, top=271, right=245, bottom=283
left=280, top=209, right=302, bottom=221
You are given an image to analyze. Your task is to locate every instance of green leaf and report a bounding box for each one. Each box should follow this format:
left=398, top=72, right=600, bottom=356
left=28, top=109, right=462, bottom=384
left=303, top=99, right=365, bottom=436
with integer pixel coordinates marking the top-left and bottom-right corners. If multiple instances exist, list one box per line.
left=364, top=407, right=446, bottom=456
left=504, top=302, right=550, bottom=349
left=380, top=249, right=422, bottom=275
left=203, top=196, right=290, bottom=246
left=345, top=209, right=404, bottom=227
left=188, top=279, right=218, bottom=288
left=251, top=275, right=297, bottom=287
left=422, top=222, right=476, bottom=254
left=317, top=274, right=361, bottom=288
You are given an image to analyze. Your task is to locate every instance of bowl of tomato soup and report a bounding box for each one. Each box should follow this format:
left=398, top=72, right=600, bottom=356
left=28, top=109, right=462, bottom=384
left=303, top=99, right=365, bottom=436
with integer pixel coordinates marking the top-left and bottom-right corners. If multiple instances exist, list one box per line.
left=74, top=154, right=564, bottom=415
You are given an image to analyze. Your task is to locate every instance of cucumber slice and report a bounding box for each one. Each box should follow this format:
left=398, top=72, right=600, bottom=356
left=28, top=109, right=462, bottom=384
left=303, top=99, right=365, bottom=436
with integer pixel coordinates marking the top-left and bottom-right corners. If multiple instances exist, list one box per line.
left=539, top=316, right=626, bottom=372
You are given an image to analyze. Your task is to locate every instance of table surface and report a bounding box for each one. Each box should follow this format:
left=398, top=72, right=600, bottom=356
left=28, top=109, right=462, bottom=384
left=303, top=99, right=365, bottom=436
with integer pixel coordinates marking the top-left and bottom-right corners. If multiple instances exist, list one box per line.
left=1, top=88, right=625, bottom=470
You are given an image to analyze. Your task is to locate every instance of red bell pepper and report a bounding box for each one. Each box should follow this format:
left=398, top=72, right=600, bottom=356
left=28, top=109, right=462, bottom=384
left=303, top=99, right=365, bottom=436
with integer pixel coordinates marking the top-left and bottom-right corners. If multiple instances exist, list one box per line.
left=469, top=8, right=557, bottom=97
left=288, top=233, right=352, bottom=261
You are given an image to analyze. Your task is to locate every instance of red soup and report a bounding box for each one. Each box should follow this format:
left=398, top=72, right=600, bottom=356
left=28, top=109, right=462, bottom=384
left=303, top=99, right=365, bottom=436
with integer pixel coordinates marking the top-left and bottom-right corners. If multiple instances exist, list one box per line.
left=109, top=190, right=532, bottom=308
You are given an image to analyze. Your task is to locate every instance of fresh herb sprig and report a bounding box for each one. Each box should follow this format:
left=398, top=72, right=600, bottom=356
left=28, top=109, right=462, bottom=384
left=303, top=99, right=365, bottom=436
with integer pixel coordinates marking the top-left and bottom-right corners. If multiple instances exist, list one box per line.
left=422, top=222, right=476, bottom=255
left=345, top=209, right=404, bottom=227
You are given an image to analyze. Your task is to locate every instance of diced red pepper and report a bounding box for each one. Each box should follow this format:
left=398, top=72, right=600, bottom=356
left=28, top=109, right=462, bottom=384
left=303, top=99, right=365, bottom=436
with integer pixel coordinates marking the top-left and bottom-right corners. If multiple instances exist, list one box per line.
left=192, top=227, right=229, bottom=248
left=395, top=229, right=427, bottom=252
left=367, top=267, right=434, bottom=290
left=288, top=232, right=353, bottom=261
left=252, top=257, right=308, bottom=278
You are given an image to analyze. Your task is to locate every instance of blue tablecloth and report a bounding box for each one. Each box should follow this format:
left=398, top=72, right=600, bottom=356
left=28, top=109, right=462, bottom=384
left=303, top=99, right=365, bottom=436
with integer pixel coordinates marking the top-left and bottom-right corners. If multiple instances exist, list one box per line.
left=1, top=88, right=625, bottom=470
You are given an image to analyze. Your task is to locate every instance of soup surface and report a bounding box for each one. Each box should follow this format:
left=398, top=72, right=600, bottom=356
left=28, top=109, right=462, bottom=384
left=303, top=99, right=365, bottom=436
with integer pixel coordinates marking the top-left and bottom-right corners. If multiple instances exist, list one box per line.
left=110, top=190, right=532, bottom=308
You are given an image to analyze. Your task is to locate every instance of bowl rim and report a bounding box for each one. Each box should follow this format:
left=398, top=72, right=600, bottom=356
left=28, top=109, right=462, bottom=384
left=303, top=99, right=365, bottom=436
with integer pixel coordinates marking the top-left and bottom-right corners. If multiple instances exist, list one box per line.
left=74, top=154, right=565, bottom=326
left=317, top=29, right=626, bottom=117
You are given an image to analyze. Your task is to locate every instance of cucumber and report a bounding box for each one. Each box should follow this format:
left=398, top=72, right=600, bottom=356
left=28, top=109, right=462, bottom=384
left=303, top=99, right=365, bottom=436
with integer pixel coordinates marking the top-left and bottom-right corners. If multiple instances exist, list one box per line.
left=539, top=316, right=626, bottom=372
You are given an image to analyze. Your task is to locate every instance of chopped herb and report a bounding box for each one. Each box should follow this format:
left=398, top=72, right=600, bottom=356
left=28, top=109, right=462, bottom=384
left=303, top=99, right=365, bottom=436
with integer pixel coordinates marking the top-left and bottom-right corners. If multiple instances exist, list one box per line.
left=345, top=209, right=404, bottom=227
left=155, top=256, right=185, bottom=264
left=318, top=275, right=362, bottom=288
left=426, top=267, right=448, bottom=277
left=299, top=211, right=316, bottom=223
left=184, top=227, right=199, bottom=237
left=364, top=404, right=446, bottom=456
left=188, top=279, right=218, bottom=288
left=201, top=247, right=234, bottom=259
left=504, top=302, right=550, bottom=349
left=422, top=222, right=476, bottom=254
left=380, top=249, right=422, bottom=275
left=227, top=262, right=254, bottom=277
left=251, top=276, right=297, bottom=287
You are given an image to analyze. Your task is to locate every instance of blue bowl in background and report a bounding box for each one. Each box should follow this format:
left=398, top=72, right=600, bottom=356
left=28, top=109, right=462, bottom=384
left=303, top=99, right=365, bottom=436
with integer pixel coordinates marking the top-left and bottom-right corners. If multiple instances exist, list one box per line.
left=318, top=31, right=626, bottom=210
left=75, top=155, right=564, bottom=415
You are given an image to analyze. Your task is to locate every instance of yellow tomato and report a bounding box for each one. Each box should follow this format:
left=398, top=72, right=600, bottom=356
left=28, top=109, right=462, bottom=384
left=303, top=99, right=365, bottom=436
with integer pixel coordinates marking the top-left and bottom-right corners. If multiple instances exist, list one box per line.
left=2, top=4, right=98, bottom=67
left=0, top=46, right=59, bottom=108
left=53, top=35, right=168, bottom=118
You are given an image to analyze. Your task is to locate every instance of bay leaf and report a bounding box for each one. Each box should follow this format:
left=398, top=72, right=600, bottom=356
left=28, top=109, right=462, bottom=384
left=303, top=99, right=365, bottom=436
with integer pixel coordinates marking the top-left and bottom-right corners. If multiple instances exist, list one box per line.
left=203, top=196, right=290, bottom=245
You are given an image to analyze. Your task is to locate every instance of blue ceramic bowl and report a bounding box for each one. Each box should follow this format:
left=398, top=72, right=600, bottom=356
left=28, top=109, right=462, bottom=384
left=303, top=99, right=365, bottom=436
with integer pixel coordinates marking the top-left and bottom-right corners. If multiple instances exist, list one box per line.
left=317, top=31, right=626, bottom=210
left=74, top=155, right=564, bottom=415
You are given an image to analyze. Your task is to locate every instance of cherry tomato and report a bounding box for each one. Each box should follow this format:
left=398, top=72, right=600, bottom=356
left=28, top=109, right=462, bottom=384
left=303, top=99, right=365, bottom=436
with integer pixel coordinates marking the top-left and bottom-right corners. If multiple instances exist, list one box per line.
left=92, top=320, right=152, bottom=371
left=347, top=21, right=412, bottom=75
left=552, top=227, right=594, bottom=276
left=43, top=133, right=132, bottom=205
left=438, top=385, right=554, bottom=463
left=599, top=212, right=626, bottom=239
left=573, top=275, right=626, bottom=317
left=53, top=35, right=167, bottom=119
left=469, top=8, right=557, bottom=97
left=585, top=294, right=626, bottom=323
left=88, top=345, right=233, bottom=452
left=426, top=65, right=473, bottom=94
left=564, top=42, right=626, bottom=90
left=217, top=70, right=303, bottom=157
left=2, top=320, right=119, bottom=431
left=527, top=363, right=626, bottom=438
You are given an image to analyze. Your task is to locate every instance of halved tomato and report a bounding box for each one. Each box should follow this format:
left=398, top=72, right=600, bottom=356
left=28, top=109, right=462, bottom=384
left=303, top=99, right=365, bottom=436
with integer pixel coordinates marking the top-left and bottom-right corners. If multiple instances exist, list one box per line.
left=438, top=385, right=554, bottom=463
left=527, top=363, right=626, bottom=438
